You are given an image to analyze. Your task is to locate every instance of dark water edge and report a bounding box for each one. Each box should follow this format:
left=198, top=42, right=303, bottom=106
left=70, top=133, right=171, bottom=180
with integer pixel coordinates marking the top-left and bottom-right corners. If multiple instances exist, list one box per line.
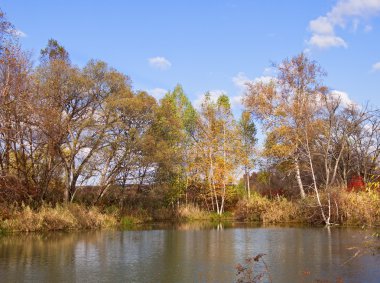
left=0, top=223, right=379, bottom=283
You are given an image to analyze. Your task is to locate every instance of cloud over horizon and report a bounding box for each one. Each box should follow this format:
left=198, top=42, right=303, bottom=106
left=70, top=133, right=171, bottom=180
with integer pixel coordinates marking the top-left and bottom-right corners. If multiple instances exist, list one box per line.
left=307, top=0, right=380, bottom=49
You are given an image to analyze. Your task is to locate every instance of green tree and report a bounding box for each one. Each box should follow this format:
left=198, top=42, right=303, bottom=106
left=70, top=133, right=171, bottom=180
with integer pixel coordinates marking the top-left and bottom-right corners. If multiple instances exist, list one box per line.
left=151, top=85, right=197, bottom=206
left=238, top=111, right=257, bottom=198
left=40, top=39, right=70, bottom=64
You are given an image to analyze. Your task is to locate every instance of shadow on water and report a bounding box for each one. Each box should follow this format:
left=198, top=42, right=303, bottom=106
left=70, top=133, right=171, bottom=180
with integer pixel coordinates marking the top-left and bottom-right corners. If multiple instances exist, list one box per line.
left=0, top=223, right=379, bottom=282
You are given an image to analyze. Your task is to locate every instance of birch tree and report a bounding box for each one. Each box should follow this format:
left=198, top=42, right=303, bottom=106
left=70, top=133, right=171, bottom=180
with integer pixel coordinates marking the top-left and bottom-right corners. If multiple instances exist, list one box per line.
left=193, top=93, right=238, bottom=215
left=244, top=54, right=331, bottom=200
left=238, top=111, right=257, bottom=198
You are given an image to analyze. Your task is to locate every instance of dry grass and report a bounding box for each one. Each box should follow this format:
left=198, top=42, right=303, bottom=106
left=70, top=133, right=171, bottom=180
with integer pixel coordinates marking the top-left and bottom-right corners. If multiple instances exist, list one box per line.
left=262, top=197, right=301, bottom=223
left=0, top=203, right=117, bottom=232
left=177, top=204, right=210, bottom=221
left=338, top=191, right=380, bottom=226
left=235, top=193, right=301, bottom=224
left=120, top=206, right=153, bottom=223
left=235, top=190, right=380, bottom=226
left=1, top=190, right=378, bottom=232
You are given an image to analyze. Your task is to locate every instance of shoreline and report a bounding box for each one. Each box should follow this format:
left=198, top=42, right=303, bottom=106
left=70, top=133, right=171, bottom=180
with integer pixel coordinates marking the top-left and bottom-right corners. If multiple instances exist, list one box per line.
left=1, top=198, right=379, bottom=234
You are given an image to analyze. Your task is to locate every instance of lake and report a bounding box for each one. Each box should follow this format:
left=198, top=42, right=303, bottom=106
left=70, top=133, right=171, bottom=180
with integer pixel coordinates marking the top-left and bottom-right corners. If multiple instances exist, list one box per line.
left=0, top=223, right=379, bottom=282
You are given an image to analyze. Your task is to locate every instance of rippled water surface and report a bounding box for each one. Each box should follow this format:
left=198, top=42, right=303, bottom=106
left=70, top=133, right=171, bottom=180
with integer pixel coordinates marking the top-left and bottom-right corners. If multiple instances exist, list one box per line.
left=0, top=223, right=379, bottom=282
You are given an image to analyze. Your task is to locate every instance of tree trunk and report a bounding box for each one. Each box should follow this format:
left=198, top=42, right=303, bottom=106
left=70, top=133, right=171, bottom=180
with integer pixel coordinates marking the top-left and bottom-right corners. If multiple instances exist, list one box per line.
left=219, top=124, right=227, bottom=215
left=295, top=157, right=306, bottom=199
left=305, top=134, right=330, bottom=225
left=208, top=149, right=219, bottom=214
left=246, top=167, right=251, bottom=199
left=64, top=185, right=69, bottom=203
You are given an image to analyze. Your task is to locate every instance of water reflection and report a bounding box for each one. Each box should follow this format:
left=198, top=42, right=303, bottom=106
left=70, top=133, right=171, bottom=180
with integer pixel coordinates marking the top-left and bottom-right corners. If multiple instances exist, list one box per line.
left=0, top=225, right=379, bottom=283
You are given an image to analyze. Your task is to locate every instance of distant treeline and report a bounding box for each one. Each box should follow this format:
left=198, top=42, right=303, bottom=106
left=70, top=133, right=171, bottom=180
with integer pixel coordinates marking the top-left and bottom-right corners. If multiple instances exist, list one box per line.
left=1, top=9, right=380, bottom=223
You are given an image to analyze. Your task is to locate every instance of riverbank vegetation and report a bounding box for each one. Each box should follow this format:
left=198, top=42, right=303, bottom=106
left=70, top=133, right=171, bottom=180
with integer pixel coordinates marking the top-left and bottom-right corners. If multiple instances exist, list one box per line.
left=0, top=203, right=116, bottom=233
left=0, top=9, right=380, bottom=232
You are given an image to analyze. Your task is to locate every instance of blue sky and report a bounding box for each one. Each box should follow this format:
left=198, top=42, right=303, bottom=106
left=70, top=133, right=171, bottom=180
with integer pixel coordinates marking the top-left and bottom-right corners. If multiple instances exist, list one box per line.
left=2, top=0, right=380, bottom=113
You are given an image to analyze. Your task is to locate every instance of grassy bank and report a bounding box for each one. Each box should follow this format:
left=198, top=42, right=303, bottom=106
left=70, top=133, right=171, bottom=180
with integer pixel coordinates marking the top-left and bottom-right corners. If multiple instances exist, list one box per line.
left=0, top=190, right=379, bottom=233
left=0, top=203, right=234, bottom=233
left=235, top=190, right=380, bottom=226
left=0, top=204, right=117, bottom=233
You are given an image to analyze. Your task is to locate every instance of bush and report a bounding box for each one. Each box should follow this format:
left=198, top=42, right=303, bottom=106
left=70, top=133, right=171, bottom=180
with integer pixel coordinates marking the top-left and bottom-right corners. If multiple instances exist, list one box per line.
left=0, top=176, right=36, bottom=205
left=262, top=197, right=300, bottom=223
left=234, top=194, right=271, bottom=222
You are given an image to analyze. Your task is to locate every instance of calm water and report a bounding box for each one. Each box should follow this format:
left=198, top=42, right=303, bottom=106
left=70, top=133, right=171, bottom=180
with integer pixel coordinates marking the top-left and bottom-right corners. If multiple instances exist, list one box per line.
left=0, top=223, right=379, bottom=283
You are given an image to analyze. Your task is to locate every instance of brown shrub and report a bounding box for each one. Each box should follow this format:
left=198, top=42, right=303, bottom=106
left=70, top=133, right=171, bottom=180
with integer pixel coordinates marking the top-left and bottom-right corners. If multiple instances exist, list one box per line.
left=0, top=175, right=35, bottom=204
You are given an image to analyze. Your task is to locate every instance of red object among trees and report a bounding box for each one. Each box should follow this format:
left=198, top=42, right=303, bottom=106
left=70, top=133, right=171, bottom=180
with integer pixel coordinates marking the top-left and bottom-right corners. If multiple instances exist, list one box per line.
left=347, top=175, right=365, bottom=192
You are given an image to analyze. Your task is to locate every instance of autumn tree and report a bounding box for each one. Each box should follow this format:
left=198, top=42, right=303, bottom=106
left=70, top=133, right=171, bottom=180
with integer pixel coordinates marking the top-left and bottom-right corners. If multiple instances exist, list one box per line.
left=238, top=111, right=257, bottom=198
left=244, top=53, right=328, bottom=199
left=0, top=9, right=13, bottom=54
left=192, top=93, right=239, bottom=214
left=35, top=40, right=130, bottom=202
left=93, top=89, right=157, bottom=203
left=0, top=10, right=15, bottom=176
left=338, top=106, right=380, bottom=186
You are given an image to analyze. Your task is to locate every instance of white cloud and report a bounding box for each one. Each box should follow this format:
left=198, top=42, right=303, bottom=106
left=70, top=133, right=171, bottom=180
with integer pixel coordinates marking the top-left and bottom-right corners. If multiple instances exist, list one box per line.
left=308, top=34, right=347, bottom=48
left=232, top=72, right=274, bottom=90
left=148, top=56, right=171, bottom=70
left=263, top=66, right=276, bottom=75
left=230, top=95, right=243, bottom=107
left=304, top=48, right=312, bottom=55
left=12, top=29, right=26, bottom=37
left=372, top=61, right=380, bottom=71
left=331, top=90, right=355, bottom=106
left=192, top=90, right=243, bottom=109
left=310, top=16, right=335, bottom=34
left=232, top=72, right=252, bottom=89
left=307, top=0, right=380, bottom=49
left=329, top=0, right=380, bottom=21
left=147, top=88, right=168, bottom=100
left=231, top=72, right=275, bottom=109
left=254, top=76, right=275, bottom=84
